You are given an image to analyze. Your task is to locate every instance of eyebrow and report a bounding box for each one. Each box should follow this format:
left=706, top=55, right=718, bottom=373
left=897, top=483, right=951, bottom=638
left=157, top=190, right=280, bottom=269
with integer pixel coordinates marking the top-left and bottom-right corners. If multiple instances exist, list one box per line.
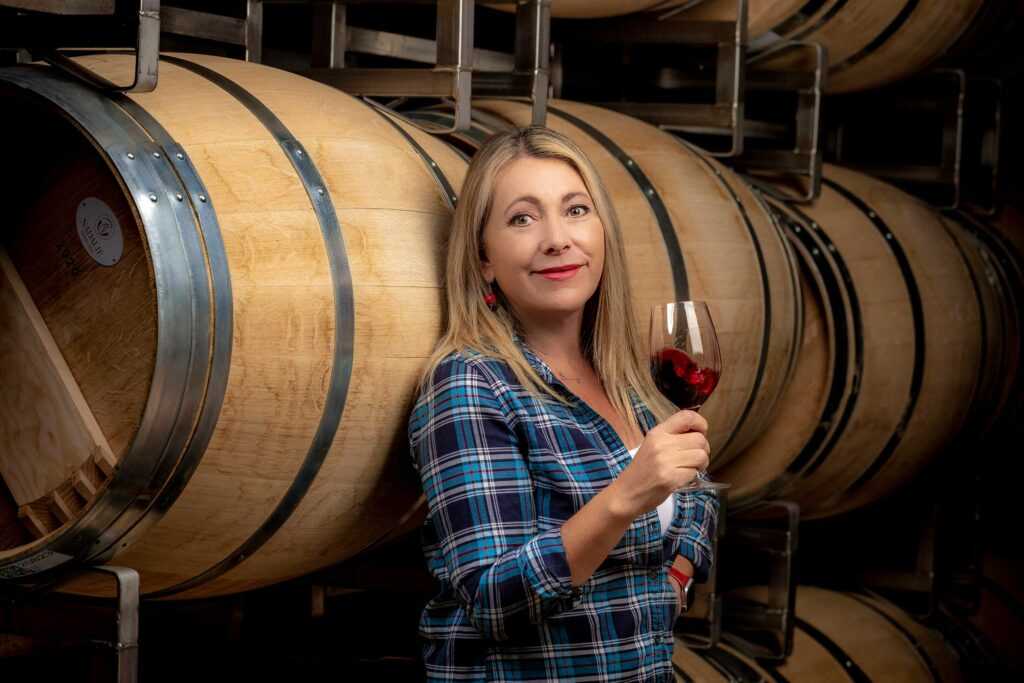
left=504, top=191, right=591, bottom=213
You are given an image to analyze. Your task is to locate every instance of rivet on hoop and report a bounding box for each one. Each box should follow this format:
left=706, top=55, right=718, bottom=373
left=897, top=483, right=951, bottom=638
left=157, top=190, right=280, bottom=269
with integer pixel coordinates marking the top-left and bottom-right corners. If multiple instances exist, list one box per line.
left=149, top=194, right=158, bottom=203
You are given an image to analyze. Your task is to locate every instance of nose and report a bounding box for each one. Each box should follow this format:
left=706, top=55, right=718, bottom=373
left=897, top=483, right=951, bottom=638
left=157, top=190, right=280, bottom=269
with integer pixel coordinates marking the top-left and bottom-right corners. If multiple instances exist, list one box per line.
left=540, top=215, right=571, bottom=255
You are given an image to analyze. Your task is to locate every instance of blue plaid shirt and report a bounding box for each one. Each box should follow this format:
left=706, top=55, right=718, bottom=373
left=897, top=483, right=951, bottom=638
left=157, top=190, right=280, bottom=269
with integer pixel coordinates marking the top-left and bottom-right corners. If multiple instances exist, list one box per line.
left=408, top=336, right=718, bottom=682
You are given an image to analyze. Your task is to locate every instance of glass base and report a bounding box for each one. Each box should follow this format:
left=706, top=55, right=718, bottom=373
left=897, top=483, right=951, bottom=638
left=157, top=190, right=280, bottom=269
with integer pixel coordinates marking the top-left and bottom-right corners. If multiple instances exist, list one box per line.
left=676, top=481, right=731, bottom=493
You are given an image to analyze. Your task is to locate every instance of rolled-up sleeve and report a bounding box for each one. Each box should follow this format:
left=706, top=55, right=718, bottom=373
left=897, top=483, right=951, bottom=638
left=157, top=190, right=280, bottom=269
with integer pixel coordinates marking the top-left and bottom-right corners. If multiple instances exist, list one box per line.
left=409, top=355, right=581, bottom=641
left=676, top=478, right=718, bottom=583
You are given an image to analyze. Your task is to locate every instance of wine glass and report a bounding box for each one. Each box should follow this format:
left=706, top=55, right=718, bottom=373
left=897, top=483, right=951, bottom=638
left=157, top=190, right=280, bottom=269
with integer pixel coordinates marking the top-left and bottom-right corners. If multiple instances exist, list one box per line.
left=650, top=300, right=730, bottom=492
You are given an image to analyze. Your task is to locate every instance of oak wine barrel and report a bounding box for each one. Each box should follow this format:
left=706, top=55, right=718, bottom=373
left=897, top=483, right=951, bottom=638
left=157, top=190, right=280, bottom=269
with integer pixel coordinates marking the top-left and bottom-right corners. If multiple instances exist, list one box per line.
left=674, top=587, right=964, bottom=682
left=941, top=212, right=1024, bottom=436
left=717, top=165, right=987, bottom=518
left=0, top=53, right=467, bottom=598
left=665, top=0, right=988, bottom=92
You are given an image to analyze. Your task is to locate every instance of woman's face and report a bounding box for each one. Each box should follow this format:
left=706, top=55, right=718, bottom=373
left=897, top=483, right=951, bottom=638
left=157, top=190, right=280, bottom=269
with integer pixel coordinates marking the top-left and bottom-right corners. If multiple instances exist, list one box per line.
left=480, top=156, right=605, bottom=325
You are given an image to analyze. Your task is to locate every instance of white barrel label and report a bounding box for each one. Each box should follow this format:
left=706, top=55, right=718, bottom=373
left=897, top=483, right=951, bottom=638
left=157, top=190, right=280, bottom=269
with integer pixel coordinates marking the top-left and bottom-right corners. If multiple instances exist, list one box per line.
left=76, top=197, right=123, bottom=267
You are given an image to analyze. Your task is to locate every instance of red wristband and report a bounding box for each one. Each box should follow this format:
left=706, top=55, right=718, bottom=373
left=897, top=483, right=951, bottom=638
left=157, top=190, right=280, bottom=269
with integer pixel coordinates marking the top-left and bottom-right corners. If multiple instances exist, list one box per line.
left=668, top=566, right=692, bottom=588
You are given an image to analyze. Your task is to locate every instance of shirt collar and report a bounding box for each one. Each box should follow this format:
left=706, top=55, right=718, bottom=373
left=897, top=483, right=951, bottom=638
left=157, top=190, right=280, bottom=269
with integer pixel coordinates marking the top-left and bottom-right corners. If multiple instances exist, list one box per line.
left=511, top=331, right=647, bottom=414
left=512, top=330, right=559, bottom=386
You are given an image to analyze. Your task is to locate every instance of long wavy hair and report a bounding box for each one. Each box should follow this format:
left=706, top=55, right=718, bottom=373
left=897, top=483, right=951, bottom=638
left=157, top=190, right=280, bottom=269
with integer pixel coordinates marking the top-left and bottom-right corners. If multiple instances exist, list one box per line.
left=419, top=126, right=674, bottom=433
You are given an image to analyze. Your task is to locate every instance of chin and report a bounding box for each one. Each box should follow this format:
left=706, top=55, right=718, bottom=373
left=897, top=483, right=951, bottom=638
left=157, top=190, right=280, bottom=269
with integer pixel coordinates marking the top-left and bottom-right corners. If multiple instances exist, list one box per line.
left=525, top=295, right=592, bottom=317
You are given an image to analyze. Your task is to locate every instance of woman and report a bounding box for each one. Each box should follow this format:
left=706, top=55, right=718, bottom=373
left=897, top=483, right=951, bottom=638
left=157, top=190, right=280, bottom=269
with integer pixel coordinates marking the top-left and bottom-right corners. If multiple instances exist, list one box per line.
left=409, top=126, right=718, bottom=682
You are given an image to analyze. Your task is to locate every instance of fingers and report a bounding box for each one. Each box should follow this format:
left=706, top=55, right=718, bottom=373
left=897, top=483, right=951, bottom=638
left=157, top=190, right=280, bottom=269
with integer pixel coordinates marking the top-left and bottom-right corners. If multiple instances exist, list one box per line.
left=643, top=426, right=711, bottom=469
left=676, top=431, right=710, bottom=455
left=673, top=467, right=701, bottom=490
left=655, top=409, right=709, bottom=436
left=674, top=448, right=709, bottom=471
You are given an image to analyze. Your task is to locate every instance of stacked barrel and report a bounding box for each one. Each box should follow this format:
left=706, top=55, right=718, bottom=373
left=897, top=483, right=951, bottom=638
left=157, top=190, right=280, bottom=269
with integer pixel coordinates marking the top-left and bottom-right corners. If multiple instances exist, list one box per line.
left=0, top=2, right=1019, bottom=678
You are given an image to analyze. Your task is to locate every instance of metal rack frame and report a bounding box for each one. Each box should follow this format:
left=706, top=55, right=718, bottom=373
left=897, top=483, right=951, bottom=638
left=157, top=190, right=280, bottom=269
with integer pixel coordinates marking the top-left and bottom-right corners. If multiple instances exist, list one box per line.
left=159, top=1, right=549, bottom=133
left=552, top=0, right=823, bottom=200
left=731, top=39, right=825, bottom=203
left=719, top=500, right=799, bottom=661
left=0, top=565, right=140, bottom=683
left=675, top=495, right=727, bottom=649
left=0, top=0, right=160, bottom=92
left=825, top=69, right=1004, bottom=213
left=565, top=0, right=747, bottom=157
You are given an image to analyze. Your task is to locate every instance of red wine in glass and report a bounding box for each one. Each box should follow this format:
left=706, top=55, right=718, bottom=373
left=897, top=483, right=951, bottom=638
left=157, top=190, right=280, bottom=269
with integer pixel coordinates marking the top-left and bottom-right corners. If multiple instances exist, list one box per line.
left=650, top=301, right=729, bottom=492
left=651, top=347, right=721, bottom=411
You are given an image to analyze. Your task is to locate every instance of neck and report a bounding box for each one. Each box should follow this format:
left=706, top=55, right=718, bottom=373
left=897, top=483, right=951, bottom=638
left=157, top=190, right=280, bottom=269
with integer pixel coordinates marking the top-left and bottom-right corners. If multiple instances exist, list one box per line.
left=520, top=309, right=588, bottom=369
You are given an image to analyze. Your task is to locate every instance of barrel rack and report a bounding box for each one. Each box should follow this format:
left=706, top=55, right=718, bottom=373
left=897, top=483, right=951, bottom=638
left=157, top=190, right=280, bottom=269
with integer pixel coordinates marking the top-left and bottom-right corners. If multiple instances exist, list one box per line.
left=553, top=0, right=825, bottom=201
left=824, top=68, right=1006, bottom=214
left=0, top=565, right=140, bottom=683
left=0, top=0, right=826, bottom=194
left=673, top=498, right=798, bottom=658
left=0, top=0, right=161, bottom=91
left=11, top=0, right=1011, bottom=678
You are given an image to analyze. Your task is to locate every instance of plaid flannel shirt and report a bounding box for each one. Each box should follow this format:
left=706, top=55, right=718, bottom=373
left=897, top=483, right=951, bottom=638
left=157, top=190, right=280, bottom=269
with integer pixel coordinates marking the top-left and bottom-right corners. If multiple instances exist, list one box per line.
left=408, top=336, right=719, bottom=682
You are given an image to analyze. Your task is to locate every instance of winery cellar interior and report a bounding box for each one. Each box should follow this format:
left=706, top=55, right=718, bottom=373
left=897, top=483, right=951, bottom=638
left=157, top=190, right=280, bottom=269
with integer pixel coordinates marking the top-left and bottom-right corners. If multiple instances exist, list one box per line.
left=0, top=1, right=1021, bottom=681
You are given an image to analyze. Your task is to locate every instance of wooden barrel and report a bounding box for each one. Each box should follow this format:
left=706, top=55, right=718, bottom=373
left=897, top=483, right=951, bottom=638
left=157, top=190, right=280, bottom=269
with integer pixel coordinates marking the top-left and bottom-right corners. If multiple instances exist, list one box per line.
left=717, top=165, right=984, bottom=518
left=942, top=212, right=1024, bottom=436
left=486, top=1, right=668, bottom=19
left=410, top=99, right=802, bottom=467
left=991, top=205, right=1024, bottom=282
left=674, top=587, right=964, bottom=682
left=0, top=54, right=466, bottom=598
left=664, top=0, right=988, bottom=92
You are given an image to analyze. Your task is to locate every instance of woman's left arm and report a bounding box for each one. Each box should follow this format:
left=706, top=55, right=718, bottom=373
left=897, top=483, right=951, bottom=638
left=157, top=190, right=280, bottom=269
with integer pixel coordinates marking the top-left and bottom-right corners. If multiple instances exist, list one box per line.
left=675, top=482, right=718, bottom=583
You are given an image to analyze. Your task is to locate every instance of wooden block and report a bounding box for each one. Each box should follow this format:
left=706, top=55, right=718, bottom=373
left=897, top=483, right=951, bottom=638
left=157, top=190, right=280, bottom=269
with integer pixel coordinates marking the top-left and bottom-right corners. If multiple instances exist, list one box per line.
left=17, top=500, right=59, bottom=539
left=49, top=483, right=82, bottom=524
left=92, top=444, right=117, bottom=477
left=73, top=460, right=102, bottom=501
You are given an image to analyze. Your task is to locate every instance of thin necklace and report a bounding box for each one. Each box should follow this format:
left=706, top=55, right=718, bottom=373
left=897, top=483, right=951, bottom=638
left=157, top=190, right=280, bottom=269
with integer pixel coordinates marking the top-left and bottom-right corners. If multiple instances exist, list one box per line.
left=534, top=349, right=590, bottom=384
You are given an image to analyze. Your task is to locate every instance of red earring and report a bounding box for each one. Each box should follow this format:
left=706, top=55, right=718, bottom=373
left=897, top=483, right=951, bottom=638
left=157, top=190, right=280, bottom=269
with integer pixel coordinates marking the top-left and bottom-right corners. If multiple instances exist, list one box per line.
left=483, top=290, right=498, bottom=311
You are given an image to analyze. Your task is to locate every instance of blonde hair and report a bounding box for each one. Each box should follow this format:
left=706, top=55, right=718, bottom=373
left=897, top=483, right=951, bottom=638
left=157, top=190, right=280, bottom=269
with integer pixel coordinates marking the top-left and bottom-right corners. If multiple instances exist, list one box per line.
left=420, top=126, right=675, bottom=433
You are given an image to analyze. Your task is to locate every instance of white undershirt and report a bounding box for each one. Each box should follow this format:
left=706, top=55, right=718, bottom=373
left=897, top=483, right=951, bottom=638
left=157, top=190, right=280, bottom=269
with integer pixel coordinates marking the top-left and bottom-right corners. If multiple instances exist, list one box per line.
left=627, top=445, right=674, bottom=536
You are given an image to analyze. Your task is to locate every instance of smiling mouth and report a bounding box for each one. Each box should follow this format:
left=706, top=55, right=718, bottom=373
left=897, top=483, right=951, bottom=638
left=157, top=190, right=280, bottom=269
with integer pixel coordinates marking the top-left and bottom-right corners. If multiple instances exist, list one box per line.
left=535, top=264, right=583, bottom=275
left=535, top=264, right=583, bottom=280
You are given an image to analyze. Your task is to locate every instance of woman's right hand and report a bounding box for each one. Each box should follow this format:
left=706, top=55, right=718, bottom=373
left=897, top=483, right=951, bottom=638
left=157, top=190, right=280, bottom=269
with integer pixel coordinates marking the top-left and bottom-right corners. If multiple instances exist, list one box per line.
left=608, top=410, right=711, bottom=519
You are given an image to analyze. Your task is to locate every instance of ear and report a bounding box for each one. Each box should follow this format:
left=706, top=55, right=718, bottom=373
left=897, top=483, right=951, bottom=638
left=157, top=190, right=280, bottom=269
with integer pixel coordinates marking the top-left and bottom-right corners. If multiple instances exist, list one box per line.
left=480, top=246, right=494, bottom=284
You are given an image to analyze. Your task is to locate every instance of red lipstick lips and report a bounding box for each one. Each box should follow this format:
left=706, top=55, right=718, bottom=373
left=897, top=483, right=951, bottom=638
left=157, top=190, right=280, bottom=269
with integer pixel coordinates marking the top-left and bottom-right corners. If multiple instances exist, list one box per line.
left=535, top=264, right=582, bottom=280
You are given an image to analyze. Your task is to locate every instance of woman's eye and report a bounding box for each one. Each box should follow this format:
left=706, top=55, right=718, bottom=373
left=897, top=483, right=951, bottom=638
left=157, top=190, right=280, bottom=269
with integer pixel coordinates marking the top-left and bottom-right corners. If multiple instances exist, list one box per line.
left=568, top=205, right=590, bottom=218
left=510, top=213, right=533, bottom=227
